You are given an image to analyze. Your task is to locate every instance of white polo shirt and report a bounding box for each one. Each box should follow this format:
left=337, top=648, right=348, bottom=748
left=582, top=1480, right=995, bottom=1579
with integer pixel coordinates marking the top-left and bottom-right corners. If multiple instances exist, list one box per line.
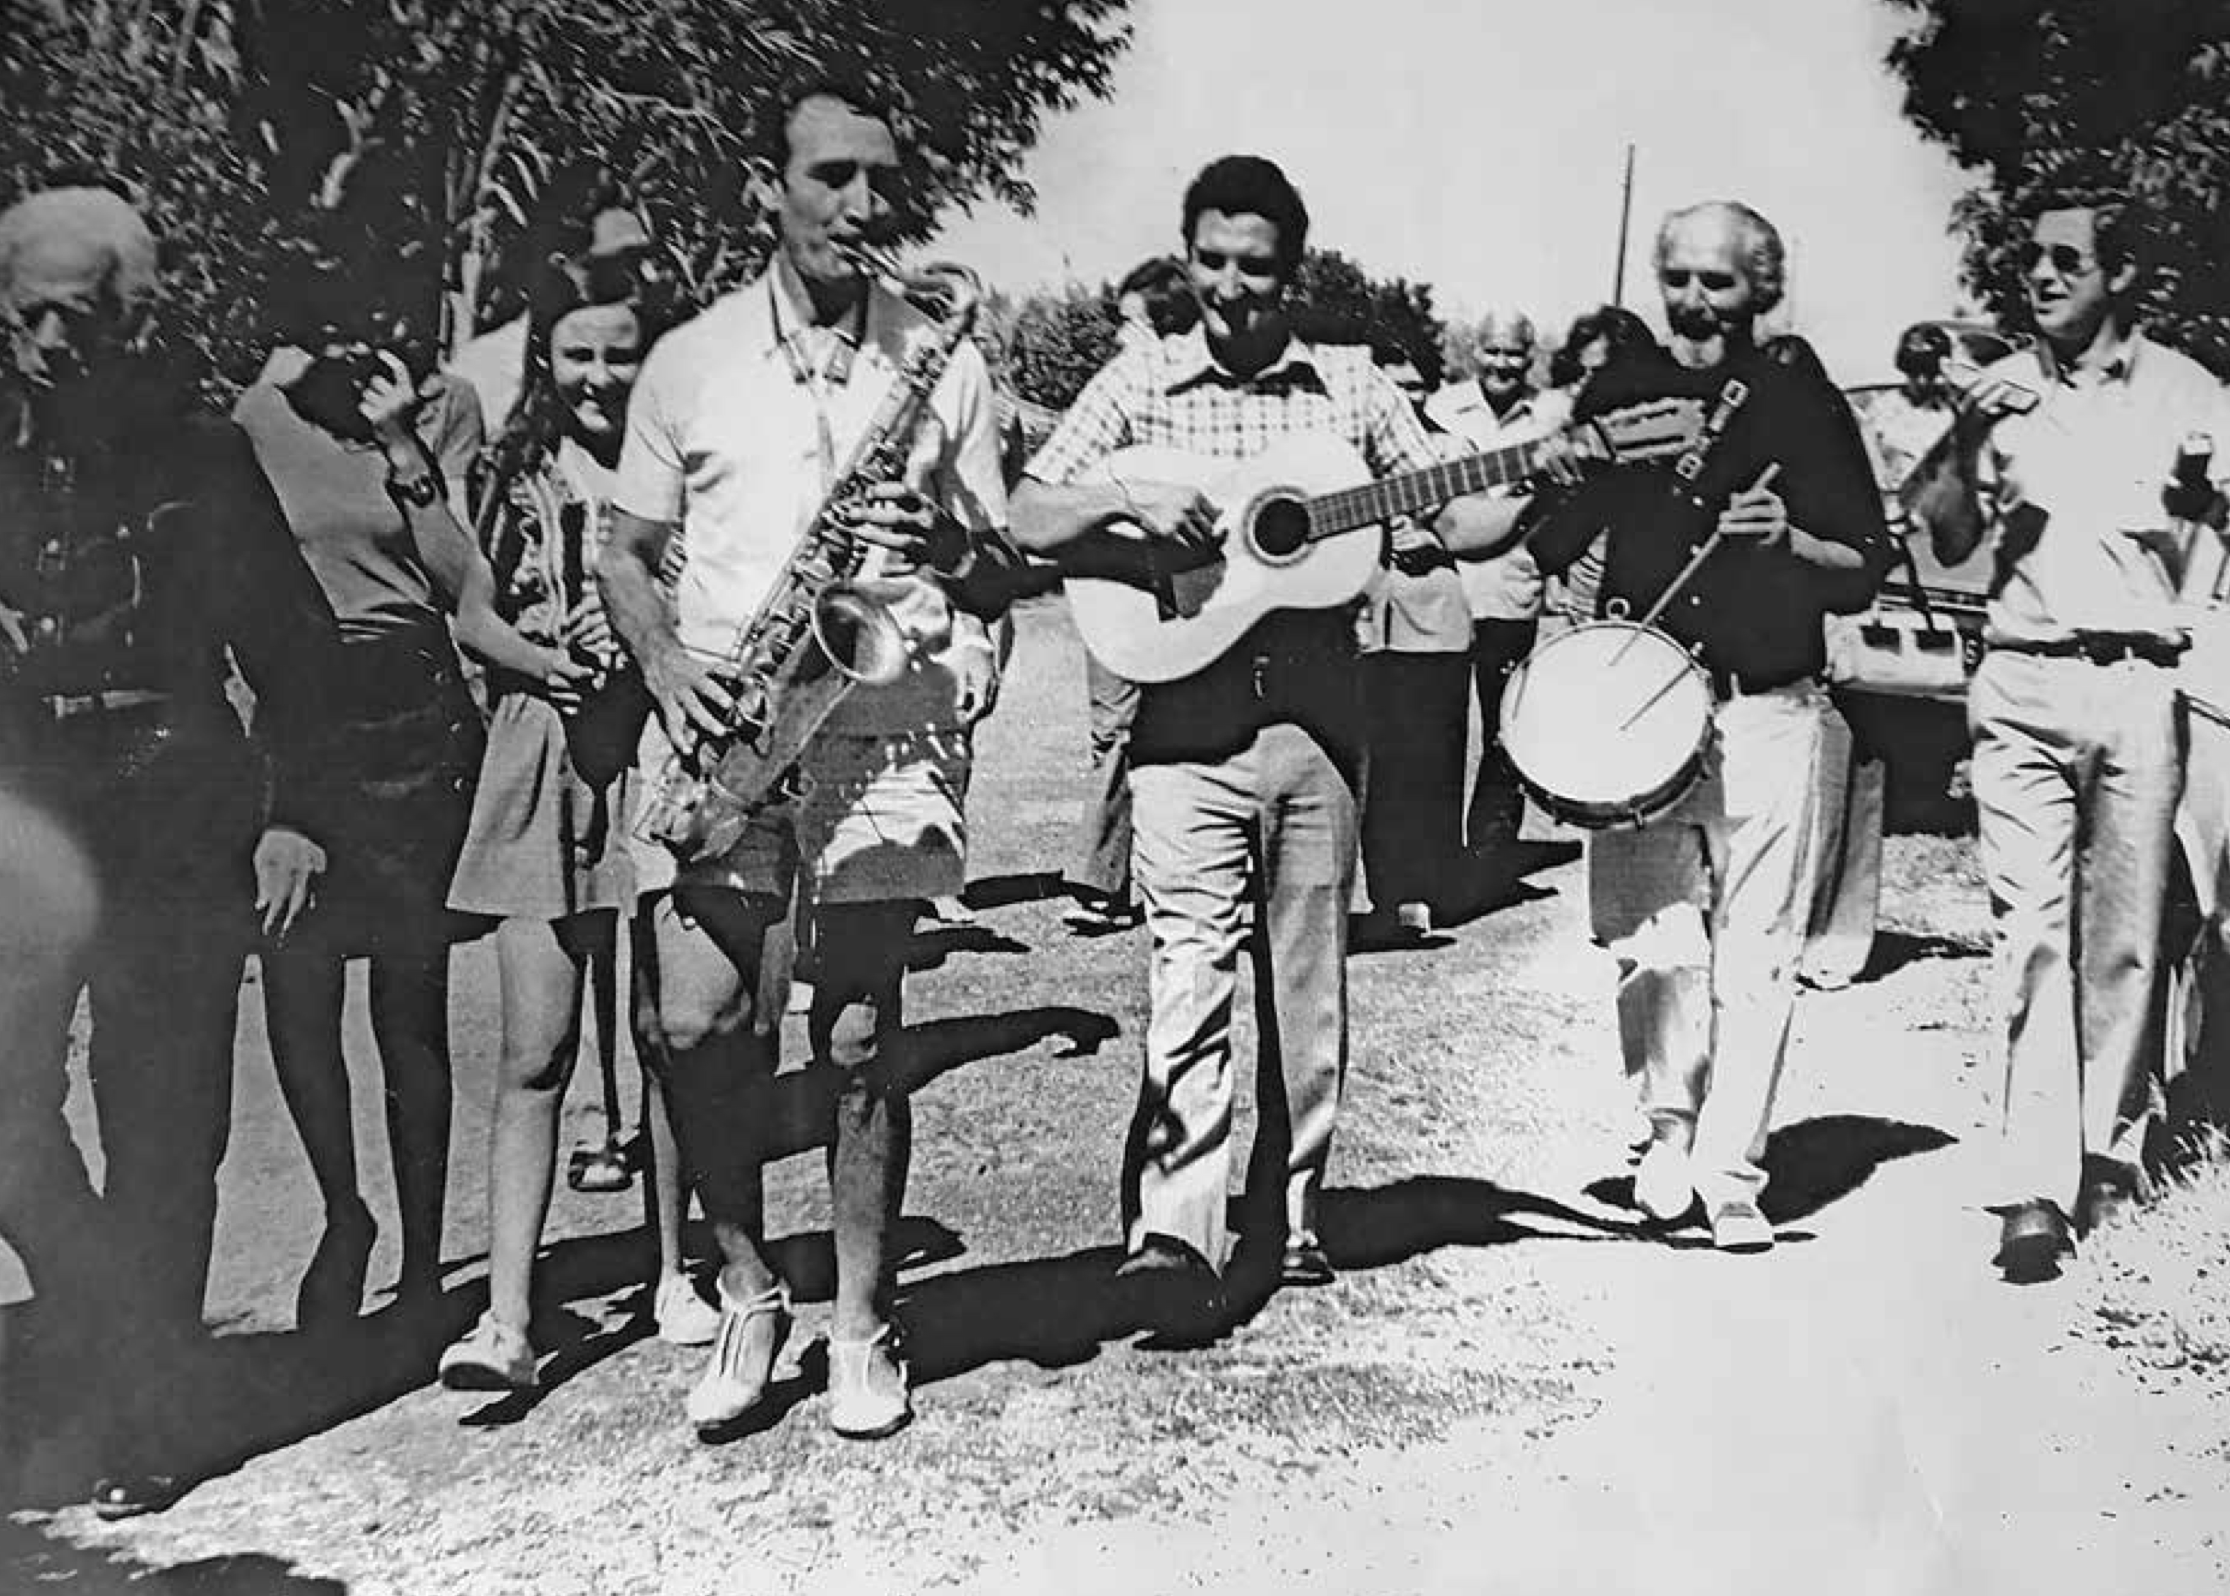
left=1983, top=331, right=2230, bottom=645
left=1423, top=381, right=1571, bottom=622
left=614, top=268, right=1007, bottom=735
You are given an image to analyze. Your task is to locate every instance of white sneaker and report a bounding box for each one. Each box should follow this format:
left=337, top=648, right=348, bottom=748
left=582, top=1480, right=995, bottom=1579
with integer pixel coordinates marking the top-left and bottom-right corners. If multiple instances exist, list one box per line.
left=1633, top=1137, right=1696, bottom=1223
left=654, top=1274, right=723, bottom=1346
left=438, top=1311, right=536, bottom=1391
left=1396, top=901, right=1434, bottom=935
left=1709, top=1198, right=1776, bottom=1254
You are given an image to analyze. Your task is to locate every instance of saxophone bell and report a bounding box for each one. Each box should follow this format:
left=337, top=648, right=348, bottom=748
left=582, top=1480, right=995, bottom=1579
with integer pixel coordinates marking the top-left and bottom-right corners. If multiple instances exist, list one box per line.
left=810, top=582, right=916, bottom=687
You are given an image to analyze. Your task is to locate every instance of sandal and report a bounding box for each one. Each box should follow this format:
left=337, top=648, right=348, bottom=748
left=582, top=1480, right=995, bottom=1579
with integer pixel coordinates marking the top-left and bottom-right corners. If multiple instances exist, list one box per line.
left=566, top=1136, right=635, bottom=1194
left=684, top=1281, right=792, bottom=1435
left=826, top=1322, right=912, bottom=1440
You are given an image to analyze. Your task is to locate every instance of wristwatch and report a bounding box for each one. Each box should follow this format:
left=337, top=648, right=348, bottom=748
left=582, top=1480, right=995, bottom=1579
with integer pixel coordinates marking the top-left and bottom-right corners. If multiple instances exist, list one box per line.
left=386, top=467, right=442, bottom=510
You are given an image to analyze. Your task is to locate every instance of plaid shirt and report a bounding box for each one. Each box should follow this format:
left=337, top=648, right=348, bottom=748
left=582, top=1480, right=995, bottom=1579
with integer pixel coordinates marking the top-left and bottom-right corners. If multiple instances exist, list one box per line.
left=1026, top=324, right=1445, bottom=483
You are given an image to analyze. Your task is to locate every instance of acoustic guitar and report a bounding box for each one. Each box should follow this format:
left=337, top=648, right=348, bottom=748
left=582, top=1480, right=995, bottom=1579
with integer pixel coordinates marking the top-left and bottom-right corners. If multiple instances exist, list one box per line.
left=1065, top=398, right=1704, bottom=682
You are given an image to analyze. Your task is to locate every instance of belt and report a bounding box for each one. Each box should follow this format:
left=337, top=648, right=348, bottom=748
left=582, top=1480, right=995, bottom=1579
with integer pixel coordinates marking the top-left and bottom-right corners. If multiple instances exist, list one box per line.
left=1707, top=665, right=1813, bottom=701
left=1989, top=633, right=2185, bottom=668
left=1244, top=647, right=1351, bottom=702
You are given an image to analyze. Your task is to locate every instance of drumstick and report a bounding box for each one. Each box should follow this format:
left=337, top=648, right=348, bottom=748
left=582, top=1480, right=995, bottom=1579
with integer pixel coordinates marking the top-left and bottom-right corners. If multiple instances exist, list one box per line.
left=1608, top=462, right=1783, bottom=668
left=1615, top=657, right=1700, bottom=732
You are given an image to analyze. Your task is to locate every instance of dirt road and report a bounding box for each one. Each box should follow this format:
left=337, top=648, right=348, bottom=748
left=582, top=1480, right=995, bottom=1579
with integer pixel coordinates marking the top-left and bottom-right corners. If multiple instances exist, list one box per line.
left=9, top=599, right=2225, bottom=1594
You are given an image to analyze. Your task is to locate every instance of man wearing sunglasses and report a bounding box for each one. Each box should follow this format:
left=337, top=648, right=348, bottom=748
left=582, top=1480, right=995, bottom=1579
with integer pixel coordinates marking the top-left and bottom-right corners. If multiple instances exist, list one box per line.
left=1520, top=201, right=1889, bottom=1252
left=1931, top=186, right=2230, bottom=1283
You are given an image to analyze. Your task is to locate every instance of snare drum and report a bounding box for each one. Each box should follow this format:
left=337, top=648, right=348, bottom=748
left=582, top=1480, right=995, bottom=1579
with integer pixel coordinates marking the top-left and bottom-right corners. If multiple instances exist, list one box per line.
left=1499, top=617, right=1715, bottom=829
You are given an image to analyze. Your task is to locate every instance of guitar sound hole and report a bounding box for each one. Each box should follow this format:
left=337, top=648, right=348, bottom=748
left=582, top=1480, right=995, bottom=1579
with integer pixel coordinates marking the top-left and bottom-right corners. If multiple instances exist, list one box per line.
left=1252, top=494, right=1310, bottom=561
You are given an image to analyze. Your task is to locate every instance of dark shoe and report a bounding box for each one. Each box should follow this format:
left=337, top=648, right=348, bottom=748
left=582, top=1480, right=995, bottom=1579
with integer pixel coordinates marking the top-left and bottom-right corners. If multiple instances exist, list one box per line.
left=1994, top=1200, right=2073, bottom=1283
left=2075, top=1167, right=2152, bottom=1238
left=90, top=1472, right=182, bottom=1521
left=1115, top=1235, right=1225, bottom=1345
left=1279, top=1238, right=1335, bottom=1288
left=296, top=1202, right=376, bottom=1329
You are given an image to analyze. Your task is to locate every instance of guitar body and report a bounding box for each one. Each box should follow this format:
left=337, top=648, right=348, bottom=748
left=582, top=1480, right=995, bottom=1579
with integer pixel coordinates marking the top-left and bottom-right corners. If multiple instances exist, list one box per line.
left=1065, top=434, right=1383, bottom=682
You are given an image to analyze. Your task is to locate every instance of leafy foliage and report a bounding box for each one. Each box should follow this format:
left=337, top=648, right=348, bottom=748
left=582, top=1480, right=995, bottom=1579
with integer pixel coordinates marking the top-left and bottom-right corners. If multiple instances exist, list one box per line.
left=981, top=248, right=1452, bottom=410
left=979, top=281, right=1125, bottom=411
left=1883, top=0, right=2230, bottom=373
left=1, top=0, right=1132, bottom=389
left=1286, top=248, right=1446, bottom=372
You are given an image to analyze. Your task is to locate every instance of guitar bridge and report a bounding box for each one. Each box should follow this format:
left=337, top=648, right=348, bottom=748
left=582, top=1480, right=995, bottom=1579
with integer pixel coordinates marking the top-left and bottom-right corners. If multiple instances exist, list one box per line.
left=1156, top=559, right=1224, bottom=621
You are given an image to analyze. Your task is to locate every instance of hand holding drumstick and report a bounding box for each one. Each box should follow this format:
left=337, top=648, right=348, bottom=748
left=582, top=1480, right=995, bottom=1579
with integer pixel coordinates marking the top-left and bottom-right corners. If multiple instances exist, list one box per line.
left=1715, top=461, right=1789, bottom=549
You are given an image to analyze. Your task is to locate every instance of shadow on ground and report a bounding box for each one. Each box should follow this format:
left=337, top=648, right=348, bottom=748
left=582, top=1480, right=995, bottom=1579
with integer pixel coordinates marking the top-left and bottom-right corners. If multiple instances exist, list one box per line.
left=0, top=1517, right=343, bottom=1594
left=896, top=1174, right=1643, bottom=1386
left=1578, top=1114, right=1956, bottom=1232
left=1856, top=929, right=1988, bottom=984
left=1758, top=1113, right=1958, bottom=1222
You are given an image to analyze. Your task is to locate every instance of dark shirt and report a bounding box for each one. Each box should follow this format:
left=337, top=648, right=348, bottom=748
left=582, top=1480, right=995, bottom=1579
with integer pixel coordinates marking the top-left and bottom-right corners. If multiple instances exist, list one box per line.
left=1128, top=609, right=1363, bottom=771
left=0, top=376, right=341, bottom=875
left=1528, top=342, right=1890, bottom=685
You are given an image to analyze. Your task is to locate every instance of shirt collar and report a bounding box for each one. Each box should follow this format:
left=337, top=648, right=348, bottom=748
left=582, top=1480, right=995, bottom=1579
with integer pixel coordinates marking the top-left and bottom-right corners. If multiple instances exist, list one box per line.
left=2036, top=324, right=2144, bottom=388
left=1160, top=322, right=1326, bottom=395
left=758, top=263, right=871, bottom=382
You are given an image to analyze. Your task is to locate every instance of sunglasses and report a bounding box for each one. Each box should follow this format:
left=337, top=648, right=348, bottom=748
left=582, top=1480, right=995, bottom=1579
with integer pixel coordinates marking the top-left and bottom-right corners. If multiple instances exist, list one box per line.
left=2019, top=241, right=2098, bottom=277
left=1659, top=268, right=1739, bottom=292
left=1193, top=248, right=1281, bottom=277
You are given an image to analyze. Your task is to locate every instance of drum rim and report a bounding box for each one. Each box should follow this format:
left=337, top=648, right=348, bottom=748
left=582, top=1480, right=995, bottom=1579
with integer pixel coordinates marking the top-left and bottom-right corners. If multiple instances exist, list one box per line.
left=1500, top=617, right=1714, bottom=830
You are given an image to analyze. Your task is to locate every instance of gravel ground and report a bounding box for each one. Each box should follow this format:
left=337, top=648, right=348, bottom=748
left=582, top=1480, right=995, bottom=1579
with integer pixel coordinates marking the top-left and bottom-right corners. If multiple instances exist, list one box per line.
left=7, top=598, right=2226, bottom=1594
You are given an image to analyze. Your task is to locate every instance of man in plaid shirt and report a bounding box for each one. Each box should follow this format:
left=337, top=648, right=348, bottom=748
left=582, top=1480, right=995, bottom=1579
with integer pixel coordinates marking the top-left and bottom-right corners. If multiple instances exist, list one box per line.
left=1013, top=155, right=1517, bottom=1338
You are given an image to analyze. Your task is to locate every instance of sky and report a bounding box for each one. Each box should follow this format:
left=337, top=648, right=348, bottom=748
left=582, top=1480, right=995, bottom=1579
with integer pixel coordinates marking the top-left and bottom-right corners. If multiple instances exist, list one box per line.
left=931, top=0, right=1983, bottom=383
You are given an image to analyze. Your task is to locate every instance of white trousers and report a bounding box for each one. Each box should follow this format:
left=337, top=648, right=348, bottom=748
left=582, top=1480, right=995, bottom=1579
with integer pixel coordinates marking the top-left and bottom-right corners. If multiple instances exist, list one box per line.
left=1589, top=682, right=1828, bottom=1212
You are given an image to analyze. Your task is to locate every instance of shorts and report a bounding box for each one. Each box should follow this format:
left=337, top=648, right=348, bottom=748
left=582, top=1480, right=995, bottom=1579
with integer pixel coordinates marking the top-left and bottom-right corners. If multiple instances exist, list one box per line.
left=629, top=724, right=969, bottom=908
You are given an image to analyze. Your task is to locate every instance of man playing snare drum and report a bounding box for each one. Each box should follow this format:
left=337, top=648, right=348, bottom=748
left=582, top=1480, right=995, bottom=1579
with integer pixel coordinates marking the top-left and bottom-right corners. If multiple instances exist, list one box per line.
left=1521, top=201, right=1888, bottom=1250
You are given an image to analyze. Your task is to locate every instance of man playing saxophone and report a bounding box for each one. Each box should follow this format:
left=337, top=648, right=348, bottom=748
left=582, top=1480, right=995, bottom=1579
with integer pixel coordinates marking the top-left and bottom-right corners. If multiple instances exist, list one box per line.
left=598, top=75, right=1012, bottom=1441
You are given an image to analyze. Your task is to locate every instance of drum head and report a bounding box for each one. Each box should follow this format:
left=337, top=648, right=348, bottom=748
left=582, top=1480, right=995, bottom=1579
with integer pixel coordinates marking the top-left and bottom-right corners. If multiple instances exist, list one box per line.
left=1500, top=621, right=1713, bottom=823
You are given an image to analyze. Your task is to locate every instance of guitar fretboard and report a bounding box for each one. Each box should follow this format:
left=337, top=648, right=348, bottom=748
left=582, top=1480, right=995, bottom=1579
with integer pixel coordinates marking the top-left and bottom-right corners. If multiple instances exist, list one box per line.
left=1306, top=440, right=1542, bottom=537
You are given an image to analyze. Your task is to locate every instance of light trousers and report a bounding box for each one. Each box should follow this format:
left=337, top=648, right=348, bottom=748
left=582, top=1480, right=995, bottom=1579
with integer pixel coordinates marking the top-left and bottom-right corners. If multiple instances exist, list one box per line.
left=1070, top=652, right=1141, bottom=902
left=1801, top=701, right=1886, bottom=986
left=1124, top=722, right=1356, bottom=1268
left=1969, top=651, right=2183, bottom=1214
left=2168, top=705, right=2230, bottom=1144
left=1589, top=683, right=1828, bottom=1212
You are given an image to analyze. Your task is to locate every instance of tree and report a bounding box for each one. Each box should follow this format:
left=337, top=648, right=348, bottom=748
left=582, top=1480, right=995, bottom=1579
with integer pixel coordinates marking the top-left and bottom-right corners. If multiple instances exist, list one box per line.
left=1883, top=1, right=2230, bottom=373
left=981, top=281, right=1124, bottom=411
left=984, top=248, right=1452, bottom=411
left=1287, top=248, right=1447, bottom=370
left=1, top=0, right=1133, bottom=387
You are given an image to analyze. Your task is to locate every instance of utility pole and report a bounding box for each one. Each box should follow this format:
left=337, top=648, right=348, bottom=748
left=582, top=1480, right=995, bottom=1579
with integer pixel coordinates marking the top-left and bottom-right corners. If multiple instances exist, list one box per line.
left=1612, top=143, right=1636, bottom=307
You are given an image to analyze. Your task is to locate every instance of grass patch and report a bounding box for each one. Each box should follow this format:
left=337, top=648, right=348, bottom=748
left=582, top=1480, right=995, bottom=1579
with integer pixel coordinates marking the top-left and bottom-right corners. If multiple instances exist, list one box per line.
left=2080, top=1147, right=2230, bottom=1393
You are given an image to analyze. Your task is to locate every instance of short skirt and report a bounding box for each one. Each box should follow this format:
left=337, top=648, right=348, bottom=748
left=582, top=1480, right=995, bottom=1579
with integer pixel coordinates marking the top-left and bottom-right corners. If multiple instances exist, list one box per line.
left=448, top=690, right=635, bottom=921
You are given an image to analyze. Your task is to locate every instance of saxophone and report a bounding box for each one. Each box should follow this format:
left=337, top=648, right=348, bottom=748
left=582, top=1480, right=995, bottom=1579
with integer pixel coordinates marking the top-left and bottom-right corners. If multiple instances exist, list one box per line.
left=634, top=250, right=983, bottom=863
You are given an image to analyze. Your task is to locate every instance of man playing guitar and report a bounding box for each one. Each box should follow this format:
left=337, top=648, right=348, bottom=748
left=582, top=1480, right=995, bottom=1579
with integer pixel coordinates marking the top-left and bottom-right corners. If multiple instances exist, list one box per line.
left=1011, top=155, right=1517, bottom=1335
